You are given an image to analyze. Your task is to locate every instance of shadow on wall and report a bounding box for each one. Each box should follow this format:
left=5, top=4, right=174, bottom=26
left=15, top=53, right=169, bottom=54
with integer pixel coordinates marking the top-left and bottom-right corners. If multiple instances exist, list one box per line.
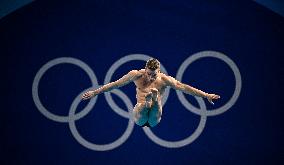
left=254, top=0, right=284, bottom=17
left=0, top=0, right=33, bottom=19
left=0, top=0, right=284, bottom=20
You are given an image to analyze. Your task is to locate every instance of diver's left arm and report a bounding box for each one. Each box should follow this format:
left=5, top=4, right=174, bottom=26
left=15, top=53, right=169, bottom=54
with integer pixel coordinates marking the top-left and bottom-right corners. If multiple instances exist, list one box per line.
left=162, top=75, right=220, bottom=104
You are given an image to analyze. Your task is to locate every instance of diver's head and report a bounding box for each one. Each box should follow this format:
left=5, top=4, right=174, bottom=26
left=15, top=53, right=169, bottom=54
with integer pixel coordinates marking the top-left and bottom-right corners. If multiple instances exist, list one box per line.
left=145, top=58, right=160, bottom=81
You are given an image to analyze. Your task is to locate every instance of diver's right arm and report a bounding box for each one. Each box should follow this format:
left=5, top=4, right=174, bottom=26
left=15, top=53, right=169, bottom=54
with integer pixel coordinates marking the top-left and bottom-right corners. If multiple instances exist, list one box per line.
left=82, top=70, right=140, bottom=100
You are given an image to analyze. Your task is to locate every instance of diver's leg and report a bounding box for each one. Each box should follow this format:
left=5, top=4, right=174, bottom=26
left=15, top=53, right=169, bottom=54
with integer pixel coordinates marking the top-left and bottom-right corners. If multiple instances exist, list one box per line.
left=133, top=103, right=149, bottom=126
left=148, top=101, right=162, bottom=127
left=133, top=92, right=154, bottom=127
left=148, top=88, right=162, bottom=127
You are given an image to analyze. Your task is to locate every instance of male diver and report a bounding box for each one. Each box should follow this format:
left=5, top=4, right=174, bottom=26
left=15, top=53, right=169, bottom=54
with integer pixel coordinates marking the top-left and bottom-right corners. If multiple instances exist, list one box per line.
left=82, top=58, right=220, bottom=127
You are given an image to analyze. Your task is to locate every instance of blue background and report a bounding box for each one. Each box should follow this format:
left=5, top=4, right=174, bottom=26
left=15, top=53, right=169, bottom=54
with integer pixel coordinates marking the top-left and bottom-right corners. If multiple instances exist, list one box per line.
left=0, top=1, right=283, bottom=164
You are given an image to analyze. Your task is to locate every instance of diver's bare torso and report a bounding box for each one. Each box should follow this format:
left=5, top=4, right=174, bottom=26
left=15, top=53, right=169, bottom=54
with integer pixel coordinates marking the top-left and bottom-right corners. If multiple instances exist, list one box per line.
left=134, top=69, right=167, bottom=104
left=130, top=69, right=168, bottom=127
left=82, top=66, right=220, bottom=128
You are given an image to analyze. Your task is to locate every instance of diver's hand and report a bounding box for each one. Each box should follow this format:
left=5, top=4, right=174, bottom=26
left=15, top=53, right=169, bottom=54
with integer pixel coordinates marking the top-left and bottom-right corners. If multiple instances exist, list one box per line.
left=82, top=90, right=96, bottom=100
left=206, top=93, right=220, bottom=105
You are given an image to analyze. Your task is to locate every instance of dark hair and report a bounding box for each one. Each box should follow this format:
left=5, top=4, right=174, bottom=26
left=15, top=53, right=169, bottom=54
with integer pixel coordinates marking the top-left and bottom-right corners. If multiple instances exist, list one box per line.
left=145, top=58, right=160, bottom=70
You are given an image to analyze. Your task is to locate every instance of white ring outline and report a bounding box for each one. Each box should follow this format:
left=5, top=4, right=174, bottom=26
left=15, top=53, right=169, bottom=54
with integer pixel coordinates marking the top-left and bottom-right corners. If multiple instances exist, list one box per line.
left=143, top=96, right=207, bottom=148
left=104, top=54, right=170, bottom=119
left=32, top=57, right=99, bottom=122
left=68, top=89, right=135, bottom=151
left=176, top=51, right=242, bottom=116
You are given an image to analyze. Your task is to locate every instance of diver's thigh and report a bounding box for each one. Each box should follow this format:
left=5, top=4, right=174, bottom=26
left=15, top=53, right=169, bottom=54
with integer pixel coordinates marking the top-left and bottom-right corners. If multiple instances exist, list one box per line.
left=133, top=103, right=149, bottom=126
left=148, top=102, right=162, bottom=127
left=149, top=101, right=162, bottom=118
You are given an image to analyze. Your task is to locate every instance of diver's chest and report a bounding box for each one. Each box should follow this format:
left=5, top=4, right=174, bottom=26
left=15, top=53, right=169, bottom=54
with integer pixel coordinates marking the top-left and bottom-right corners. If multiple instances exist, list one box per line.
left=136, top=78, right=163, bottom=89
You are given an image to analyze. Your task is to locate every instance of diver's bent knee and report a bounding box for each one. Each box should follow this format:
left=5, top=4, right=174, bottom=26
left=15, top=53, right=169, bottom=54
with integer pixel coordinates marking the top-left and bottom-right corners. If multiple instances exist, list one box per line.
left=134, top=119, right=148, bottom=126
left=148, top=117, right=161, bottom=127
left=133, top=113, right=148, bottom=126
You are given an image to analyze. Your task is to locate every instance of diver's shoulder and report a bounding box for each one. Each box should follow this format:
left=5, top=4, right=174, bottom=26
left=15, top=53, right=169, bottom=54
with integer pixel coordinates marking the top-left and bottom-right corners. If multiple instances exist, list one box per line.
left=129, top=69, right=144, bottom=77
left=160, top=73, right=175, bottom=83
left=138, top=69, right=145, bottom=74
left=139, top=68, right=145, bottom=72
left=159, top=72, right=168, bottom=79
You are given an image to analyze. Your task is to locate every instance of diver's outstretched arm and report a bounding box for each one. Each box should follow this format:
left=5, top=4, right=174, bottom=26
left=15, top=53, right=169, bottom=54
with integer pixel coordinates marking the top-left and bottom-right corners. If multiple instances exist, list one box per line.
left=82, top=70, right=140, bottom=100
left=162, top=75, right=220, bottom=104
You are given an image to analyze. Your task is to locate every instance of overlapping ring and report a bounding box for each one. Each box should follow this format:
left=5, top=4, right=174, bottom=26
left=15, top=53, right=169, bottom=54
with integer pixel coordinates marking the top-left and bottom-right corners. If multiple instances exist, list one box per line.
left=32, top=51, right=242, bottom=150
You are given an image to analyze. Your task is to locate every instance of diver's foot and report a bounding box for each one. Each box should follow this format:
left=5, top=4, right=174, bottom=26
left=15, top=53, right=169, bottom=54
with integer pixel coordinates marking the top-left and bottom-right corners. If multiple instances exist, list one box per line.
left=145, top=92, right=153, bottom=108
left=150, top=88, right=158, bottom=102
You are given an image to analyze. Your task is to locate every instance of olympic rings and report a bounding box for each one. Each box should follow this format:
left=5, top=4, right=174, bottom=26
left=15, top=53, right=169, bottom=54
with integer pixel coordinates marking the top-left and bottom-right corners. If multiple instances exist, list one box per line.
left=143, top=96, right=207, bottom=148
left=69, top=89, right=135, bottom=151
left=32, top=51, right=242, bottom=150
left=32, top=57, right=99, bottom=122
left=176, top=51, right=242, bottom=116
